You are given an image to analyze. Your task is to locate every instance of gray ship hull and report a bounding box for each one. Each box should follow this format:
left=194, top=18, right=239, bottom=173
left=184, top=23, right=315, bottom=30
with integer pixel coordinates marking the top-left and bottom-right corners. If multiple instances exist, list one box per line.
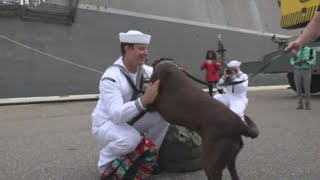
left=0, top=8, right=285, bottom=98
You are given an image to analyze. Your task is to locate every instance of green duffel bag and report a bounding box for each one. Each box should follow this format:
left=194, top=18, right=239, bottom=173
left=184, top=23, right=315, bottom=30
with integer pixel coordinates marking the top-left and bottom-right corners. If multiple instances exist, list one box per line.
left=157, top=124, right=203, bottom=172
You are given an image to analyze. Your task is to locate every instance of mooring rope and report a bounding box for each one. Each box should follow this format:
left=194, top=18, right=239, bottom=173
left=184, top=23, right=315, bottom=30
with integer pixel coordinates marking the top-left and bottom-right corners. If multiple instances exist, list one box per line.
left=0, top=34, right=103, bottom=74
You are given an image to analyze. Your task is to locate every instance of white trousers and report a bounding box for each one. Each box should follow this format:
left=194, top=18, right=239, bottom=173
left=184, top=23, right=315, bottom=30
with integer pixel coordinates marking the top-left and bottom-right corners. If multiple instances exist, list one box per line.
left=92, top=111, right=169, bottom=173
left=214, top=94, right=248, bottom=120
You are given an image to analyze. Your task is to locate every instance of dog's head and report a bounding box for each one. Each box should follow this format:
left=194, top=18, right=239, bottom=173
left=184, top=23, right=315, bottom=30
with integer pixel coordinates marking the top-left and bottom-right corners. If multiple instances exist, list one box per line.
left=151, top=58, right=174, bottom=68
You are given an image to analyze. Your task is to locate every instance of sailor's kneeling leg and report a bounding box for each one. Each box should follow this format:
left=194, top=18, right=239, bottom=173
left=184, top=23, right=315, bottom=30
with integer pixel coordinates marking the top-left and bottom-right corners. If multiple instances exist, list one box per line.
left=101, top=138, right=158, bottom=180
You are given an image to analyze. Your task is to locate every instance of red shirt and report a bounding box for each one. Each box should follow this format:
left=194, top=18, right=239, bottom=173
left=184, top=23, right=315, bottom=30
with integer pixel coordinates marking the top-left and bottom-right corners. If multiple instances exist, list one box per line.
left=201, top=60, right=222, bottom=82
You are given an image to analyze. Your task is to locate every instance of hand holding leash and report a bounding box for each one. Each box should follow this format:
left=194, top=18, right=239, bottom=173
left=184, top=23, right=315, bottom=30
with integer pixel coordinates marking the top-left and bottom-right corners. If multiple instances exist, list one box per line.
left=286, top=41, right=301, bottom=56
left=295, top=59, right=310, bottom=66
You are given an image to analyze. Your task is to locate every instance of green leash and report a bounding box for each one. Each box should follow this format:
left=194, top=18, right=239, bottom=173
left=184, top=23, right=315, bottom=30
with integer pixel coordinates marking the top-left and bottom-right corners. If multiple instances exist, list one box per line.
left=222, top=49, right=292, bottom=86
left=175, top=49, right=291, bottom=86
left=252, top=48, right=293, bottom=78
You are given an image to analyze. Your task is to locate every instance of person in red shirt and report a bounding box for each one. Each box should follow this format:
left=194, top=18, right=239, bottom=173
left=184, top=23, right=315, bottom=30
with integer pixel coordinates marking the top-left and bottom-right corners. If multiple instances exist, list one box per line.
left=201, top=50, right=222, bottom=96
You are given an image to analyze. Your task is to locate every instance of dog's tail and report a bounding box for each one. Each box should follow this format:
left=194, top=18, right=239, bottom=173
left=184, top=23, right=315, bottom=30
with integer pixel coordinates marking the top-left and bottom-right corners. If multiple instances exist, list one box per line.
left=241, top=115, right=259, bottom=139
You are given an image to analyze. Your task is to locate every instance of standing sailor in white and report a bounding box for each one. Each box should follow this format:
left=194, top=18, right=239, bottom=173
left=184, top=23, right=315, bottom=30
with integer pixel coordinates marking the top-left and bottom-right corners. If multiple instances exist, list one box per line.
left=91, top=30, right=169, bottom=174
left=214, top=60, right=249, bottom=121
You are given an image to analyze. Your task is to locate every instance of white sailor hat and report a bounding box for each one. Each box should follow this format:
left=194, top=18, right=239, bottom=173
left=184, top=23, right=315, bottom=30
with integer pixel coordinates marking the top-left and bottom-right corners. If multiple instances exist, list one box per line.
left=119, top=30, right=151, bottom=44
left=227, top=60, right=242, bottom=68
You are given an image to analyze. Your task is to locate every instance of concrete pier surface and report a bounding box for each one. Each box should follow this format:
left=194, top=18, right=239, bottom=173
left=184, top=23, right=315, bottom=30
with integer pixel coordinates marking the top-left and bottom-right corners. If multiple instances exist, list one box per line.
left=1, top=88, right=320, bottom=180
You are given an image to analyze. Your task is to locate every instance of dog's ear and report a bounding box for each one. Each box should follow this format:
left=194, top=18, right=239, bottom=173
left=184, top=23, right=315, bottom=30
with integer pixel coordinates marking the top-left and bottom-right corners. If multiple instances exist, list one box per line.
left=152, top=59, right=160, bottom=68
left=152, top=57, right=174, bottom=68
left=159, top=57, right=173, bottom=62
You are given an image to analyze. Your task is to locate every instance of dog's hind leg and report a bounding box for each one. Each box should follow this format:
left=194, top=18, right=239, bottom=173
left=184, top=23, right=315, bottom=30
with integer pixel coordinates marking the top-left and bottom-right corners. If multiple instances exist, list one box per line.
left=202, top=138, right=233, bottom=180
left=227, top=158, right=240, bottom=180
left=227, top=138, right=243, bottom=180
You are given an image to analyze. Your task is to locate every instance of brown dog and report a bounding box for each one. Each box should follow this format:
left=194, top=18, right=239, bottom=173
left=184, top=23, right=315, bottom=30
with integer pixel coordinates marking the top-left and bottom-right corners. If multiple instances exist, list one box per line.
left=150, top=59, right=259, bottom=180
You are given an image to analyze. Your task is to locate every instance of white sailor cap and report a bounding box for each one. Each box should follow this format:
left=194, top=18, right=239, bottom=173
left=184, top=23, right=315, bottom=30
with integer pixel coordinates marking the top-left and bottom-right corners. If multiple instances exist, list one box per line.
left=119, top=30, right=151, bottom=44
left=227, top=60, right=242, bottom=68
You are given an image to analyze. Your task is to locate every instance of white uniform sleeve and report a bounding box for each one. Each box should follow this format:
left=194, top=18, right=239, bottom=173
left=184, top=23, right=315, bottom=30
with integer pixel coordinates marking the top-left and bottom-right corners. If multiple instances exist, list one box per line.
left=218, top=76, right=226, bottom=85
left=99, top=73, right=144, bottom=125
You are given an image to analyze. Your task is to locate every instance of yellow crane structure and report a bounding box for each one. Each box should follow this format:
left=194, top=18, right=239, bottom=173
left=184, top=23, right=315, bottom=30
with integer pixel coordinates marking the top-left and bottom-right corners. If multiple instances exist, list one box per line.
left=264, top=0, right=320, bottom=93
left=280, top=0, right=320, bottom=29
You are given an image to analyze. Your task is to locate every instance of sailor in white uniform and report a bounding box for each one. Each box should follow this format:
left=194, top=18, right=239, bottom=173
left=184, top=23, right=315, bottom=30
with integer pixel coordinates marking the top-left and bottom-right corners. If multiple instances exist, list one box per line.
left=91, top=30, right=169, bottom=174
left=214, top=60, right=248, bottom=121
